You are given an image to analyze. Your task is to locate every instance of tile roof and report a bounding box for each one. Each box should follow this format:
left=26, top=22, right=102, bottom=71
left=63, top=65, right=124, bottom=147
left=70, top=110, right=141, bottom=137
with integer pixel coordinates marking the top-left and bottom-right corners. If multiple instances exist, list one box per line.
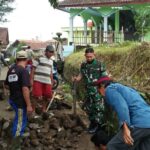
left=58, top=0, right=150, bottom=7
left=0, top=27, right=9, bottom=47
left=13, top=39, right=57, bottom=51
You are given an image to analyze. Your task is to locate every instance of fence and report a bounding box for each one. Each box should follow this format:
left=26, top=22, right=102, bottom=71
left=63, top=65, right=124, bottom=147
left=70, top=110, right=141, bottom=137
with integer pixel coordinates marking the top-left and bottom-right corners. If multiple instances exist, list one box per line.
left=73, top=31, right=139, bottom=45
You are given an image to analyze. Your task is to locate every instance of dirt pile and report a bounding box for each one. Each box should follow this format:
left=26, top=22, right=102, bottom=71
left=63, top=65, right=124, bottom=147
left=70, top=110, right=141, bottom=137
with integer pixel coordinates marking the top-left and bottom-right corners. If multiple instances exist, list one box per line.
left=26, top=112, right=87, bottom=150
left=0, top=95, right=94, bottom=150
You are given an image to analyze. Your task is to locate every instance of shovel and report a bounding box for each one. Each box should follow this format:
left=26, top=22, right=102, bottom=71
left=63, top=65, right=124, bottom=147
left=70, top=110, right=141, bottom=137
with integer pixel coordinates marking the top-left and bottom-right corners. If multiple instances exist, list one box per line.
left=46, top=91, right=56, bottom=112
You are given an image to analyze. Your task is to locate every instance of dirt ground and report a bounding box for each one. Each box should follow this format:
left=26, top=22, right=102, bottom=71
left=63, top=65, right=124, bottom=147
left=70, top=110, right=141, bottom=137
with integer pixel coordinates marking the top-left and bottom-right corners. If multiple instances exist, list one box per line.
left=0, top=67, right=96, bottom=150
left=0, top=67, right=14, bottom=120
left=0, top=105, right=95, bottom=149
left=0, top=100, right=95, bottom=150
left=0, top=100, right=14, bottom=119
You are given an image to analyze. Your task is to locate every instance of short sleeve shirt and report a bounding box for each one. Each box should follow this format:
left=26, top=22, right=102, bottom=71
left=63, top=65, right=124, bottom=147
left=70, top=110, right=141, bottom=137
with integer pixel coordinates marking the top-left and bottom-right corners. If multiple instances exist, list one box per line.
left=32, top=56, right=53, bottom=84
left=5, top=64, right=30, bottom=108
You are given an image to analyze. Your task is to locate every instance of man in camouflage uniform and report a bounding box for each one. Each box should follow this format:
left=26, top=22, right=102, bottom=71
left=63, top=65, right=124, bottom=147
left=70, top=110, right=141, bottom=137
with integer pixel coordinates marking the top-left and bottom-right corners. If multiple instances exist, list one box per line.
left=73, top=47, right=107, bottom=133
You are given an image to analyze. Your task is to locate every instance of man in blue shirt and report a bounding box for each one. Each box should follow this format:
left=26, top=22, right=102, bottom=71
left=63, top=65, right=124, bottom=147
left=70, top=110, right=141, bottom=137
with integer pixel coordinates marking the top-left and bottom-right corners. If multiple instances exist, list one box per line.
left=96, top=76, right=150, bottom=150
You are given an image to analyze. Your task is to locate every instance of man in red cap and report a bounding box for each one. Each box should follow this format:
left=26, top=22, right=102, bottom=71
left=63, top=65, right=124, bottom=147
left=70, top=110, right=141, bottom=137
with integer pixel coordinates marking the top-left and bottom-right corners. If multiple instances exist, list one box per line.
left=97, top=76, right=150, bottom=150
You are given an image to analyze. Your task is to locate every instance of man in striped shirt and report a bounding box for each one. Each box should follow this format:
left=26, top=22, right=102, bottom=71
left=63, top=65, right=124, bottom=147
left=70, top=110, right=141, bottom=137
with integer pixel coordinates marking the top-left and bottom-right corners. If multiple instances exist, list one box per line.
left=30, top=45, right=54, bottom=113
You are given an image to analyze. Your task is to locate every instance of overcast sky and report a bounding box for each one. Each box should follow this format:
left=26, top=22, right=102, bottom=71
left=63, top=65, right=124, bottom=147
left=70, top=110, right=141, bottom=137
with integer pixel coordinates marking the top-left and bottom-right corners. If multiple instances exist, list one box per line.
left=0, top=0, right=83, bottom=42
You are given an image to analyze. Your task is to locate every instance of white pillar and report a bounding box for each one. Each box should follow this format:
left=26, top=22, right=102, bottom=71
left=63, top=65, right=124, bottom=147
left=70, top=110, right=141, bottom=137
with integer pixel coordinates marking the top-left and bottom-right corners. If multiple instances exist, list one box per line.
left=99, top=24, right=102, bottom=44
left=69, top=16, right=74, bottom=45
left=103, top=16, right=108, bottom=42
left=95, top=26, right=98, bottom=44
left=83, top=20, right=87, bottom=45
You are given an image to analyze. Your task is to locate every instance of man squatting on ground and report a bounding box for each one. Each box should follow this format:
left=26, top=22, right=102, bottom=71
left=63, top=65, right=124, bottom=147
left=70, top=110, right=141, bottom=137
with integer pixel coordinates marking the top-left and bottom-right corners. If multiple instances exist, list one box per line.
left=30, top=45, right=54, bottom=113
left=95, top=76, right=150, bottom=150
left=73, top=47, right=108, bottom=133
left=5, top=51, right=33, bottom=140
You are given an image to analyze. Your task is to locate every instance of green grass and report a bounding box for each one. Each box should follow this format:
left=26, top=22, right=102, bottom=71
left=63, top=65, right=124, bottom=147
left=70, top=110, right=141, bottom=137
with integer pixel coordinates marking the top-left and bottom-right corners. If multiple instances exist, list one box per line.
left=94, top=41, right=139, bottom=54
left=66, top=41, right=139, bottom=66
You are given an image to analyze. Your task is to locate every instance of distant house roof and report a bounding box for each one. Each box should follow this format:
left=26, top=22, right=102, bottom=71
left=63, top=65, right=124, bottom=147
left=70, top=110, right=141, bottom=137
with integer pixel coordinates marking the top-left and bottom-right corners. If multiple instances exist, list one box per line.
left=13, top=39, right=58, bottom=51
left=0, top=27, right=9, bottom=47
left=58, top=0, right=150, bottom=7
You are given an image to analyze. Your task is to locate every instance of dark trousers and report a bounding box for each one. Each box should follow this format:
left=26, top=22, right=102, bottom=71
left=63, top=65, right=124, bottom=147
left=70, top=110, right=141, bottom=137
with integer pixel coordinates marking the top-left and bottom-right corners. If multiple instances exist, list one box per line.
left=107, top=127, right=150, bottom=150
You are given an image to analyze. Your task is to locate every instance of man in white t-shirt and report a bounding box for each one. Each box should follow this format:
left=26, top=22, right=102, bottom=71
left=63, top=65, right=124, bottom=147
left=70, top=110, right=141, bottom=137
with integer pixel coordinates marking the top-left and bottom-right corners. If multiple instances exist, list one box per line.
left=30, top=45, right=54, bottom=112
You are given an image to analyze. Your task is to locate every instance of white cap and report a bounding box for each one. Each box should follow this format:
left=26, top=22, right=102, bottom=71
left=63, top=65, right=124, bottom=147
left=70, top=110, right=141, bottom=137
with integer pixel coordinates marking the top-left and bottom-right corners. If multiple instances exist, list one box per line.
left=16, top=50, right=27, bottom=59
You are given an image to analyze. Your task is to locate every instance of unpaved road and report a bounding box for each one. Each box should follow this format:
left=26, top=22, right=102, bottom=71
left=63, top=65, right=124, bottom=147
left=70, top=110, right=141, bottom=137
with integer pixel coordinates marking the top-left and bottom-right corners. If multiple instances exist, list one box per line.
left=0, top=100, right=14, bottom=119
left=0, top=66, right=8, bottom=81
left=0, top=67, right=14, bottom=119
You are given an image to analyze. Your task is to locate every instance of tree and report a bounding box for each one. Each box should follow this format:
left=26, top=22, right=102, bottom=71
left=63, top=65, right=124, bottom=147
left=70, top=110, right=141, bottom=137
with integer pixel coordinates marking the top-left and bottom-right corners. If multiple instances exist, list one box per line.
left=134, top=9, right=150, bottom=39
left=0, top=0, right=15, bottom=22
left=48, top=0, right=58, bottom=8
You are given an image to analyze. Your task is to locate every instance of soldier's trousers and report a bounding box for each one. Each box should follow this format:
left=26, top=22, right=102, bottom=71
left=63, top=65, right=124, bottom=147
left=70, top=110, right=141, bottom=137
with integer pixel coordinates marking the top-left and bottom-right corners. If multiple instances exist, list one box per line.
left=85, top=86, right=105, bottom=125
left=84, top=94, right=104, bottom=124
left=107, top=127, right=150, bottom=150
left=88, top=100, right=104, bottom=124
